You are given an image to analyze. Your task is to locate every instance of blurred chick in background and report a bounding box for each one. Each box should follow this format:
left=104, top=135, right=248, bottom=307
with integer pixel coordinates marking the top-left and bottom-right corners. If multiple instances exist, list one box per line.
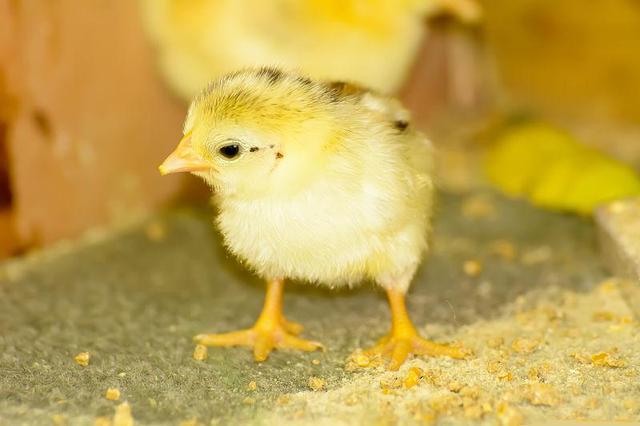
left=485, top=122, right=640, bottom=215
left=159, top=67, right=469, bottom=370
left=140, top=0, right=481, bottom=100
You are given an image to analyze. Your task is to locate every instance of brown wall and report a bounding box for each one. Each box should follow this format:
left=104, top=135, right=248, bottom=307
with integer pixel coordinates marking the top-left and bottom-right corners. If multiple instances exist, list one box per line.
left=0, top=0, right=190, bottom=254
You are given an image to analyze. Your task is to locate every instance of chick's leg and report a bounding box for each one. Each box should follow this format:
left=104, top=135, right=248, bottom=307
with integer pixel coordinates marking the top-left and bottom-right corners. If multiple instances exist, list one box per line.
left=364, top=288, right=470, bottom=370
left=194, top=279, right=323, bottom=361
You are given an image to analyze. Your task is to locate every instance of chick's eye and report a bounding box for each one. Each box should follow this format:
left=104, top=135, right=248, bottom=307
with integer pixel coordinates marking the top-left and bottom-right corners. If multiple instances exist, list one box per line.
left=218, top=143, right=241, bottom=159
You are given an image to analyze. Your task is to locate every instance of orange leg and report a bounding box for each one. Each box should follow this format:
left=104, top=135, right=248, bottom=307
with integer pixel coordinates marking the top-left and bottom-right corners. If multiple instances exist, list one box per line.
left=194, top=279, right=323, bottom=361
left=364, top=288, right=471, bottom=370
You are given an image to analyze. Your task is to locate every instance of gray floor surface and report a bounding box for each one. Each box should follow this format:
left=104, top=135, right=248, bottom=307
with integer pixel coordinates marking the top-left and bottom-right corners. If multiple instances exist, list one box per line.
left=0, top=191, right=605, bottom=425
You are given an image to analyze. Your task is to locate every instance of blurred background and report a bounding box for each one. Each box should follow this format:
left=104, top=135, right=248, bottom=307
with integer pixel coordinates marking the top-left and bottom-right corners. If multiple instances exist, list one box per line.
left=1, top=0, right=639, bottom=259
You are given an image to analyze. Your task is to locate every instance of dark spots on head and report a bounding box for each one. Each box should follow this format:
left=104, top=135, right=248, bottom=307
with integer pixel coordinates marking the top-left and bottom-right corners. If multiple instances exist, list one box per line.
left=32, top=109, right=53, bottom=139
left=269, top=144, right=275, bottom=149
left=276, top=152, right=283, bottom=159
left=393, top=120, right=409, bottom=132
left=325, top=80, right=364, bottom=103
left=295, top=76, right=313, bottom=87
left=257, top=67, right=284, bottom=85
left=249, top=146, right=259, bottom=152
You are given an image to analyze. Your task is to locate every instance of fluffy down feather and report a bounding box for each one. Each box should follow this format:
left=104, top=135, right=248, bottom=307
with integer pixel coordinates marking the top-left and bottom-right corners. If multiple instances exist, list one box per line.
left=182, top=68, right=435, bottom=292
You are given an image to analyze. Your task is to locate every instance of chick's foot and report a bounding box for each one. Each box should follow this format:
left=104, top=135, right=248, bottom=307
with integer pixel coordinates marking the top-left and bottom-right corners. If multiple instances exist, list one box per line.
left=194, top=279, right=323, bottom=361
left=194, top=318, right=323, bottom=361
left=366, top=288, right=472, bottom=370
left=363, top=332, right=470, bottom=371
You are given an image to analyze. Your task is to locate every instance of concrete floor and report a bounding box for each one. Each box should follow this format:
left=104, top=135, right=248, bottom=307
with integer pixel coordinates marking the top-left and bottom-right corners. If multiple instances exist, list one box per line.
left=0, top=190, right=628, bottom=425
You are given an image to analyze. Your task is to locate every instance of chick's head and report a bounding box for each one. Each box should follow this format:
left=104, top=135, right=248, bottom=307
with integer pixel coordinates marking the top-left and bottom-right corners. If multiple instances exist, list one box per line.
left=159, top=68, right=349, bottom=198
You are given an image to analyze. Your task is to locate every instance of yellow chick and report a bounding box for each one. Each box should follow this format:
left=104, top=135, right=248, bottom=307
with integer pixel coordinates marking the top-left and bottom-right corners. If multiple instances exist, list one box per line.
left=159, top=67, right=467, bottom=370
left=140, top=0, right=481, bottom=99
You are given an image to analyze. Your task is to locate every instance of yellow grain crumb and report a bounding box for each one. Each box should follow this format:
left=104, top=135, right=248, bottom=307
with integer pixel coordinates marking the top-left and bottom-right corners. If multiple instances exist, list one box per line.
left=114, top=402, right=134, bottom=426
left=94, top=416, right=112, bottom=426
left=355, top=353, right=371, bottom=367
left=623, top=399, right=639, bottom=411
left=428, top=394, right=462, bottom=415
left=105, top=388, right=121, bottom=401
left=463, top=404, right=484, bottom=419
left=496, top=402, right=523, bottom=426
left=591, top=352, right=627, bottom=368
left=311, top=359, right=320, bottom=365
left=593, top=311, right=615, bottom=322
left=145, top=221, right=166, bottom=242
left=598, top=279, right=619, bottom=293
left=344, top=393, right=360, bottom=406
left=276, top=395, right=290, bottom=405
left=447, top=381, right=463, bottom=393
left=569, top=352, right=591, bottom=364
left=192, top=344, right=208, bottom=361
left=379, top=376, right=402, bottom=394
left=489, top=240, right=517, bottom=261
left=247, top=381, right=257, bottom=391
left=460, top=386, right=481, bottom=399
left=486, top=337, right=504, bottom=348
left=74, top=352, right=90, bottom=367
left=511, top=337, right=540, bottom=354
left=242, top=397, right=255, bottom=405
left=463, top=260, right=483, bottom=277
left=522, top=383, right=560, bottom=406
left=52, top=414, right=67, bottom=425
left=403, top=367, right=423, bottom=389
left=308, top=376, right=326, bottom=391
left=179, top=419, right=199, bottom=426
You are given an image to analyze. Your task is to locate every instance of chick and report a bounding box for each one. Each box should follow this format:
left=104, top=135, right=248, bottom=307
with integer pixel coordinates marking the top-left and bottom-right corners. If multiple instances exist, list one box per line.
left=140, top=0, right=481, bottom=100
left=159, top=67, right=467, bottom=370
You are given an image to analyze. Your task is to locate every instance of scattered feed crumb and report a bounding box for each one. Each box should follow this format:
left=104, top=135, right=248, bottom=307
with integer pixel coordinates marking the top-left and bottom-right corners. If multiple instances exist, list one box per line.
left=192, top=344, right=208, bottom=361
left=463, top=260, right=483, bottom=277
left=311, top=359, right=320, bottom=365
left=179, top=418, right=199, bottom=426
left=403, top=367, right=424, bottom=389
left=591, top=351, right=627, bottom=368
left=113, top=402, right=134, bottom=426
left=511, top=337, right=540, bottom=354
left=276, top=395, right=291, bottom=405
left=52, top=414, right=67, bottom=425
left=74, top=352, right=90, bottom=367
left=247, top=381, right=257, bottom=391
left=308, top=376, right=326, bottom=391
left=242, top=397, right=255, bottom=405
left=496, top=402, right=523, bottom=426
left=260, top=282, right=639, bottom=425
left=105, top=388, right=121, bottom=401
left=145, top=221, right=166, bottom=242
left=447, top=380, right=463, bottom=393
left=489, top=239, right=517, bottom=261
left=486, top=337, right=504, bottom=348
left=521, top=383, right=561, bottom=406
left=353, top=353, right=370, bottom=367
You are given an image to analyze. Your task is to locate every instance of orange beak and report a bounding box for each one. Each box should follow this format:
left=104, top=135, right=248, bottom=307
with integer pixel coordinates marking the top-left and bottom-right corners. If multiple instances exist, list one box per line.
left=159, top=132, right=211, bottom=175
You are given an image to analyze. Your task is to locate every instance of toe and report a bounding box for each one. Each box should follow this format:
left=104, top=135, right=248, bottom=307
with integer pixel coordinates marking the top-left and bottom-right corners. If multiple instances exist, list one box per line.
left=281, top=318, right=304, bottom=335
left=414, top=338, right=471, bottom=359
left=194, top=330, right=254, bottom=347
left=388, top=339, right=411, bottom=371
left=280, top=334, right=324, bottom=352
left=253, top=331, right=274, bottom=361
